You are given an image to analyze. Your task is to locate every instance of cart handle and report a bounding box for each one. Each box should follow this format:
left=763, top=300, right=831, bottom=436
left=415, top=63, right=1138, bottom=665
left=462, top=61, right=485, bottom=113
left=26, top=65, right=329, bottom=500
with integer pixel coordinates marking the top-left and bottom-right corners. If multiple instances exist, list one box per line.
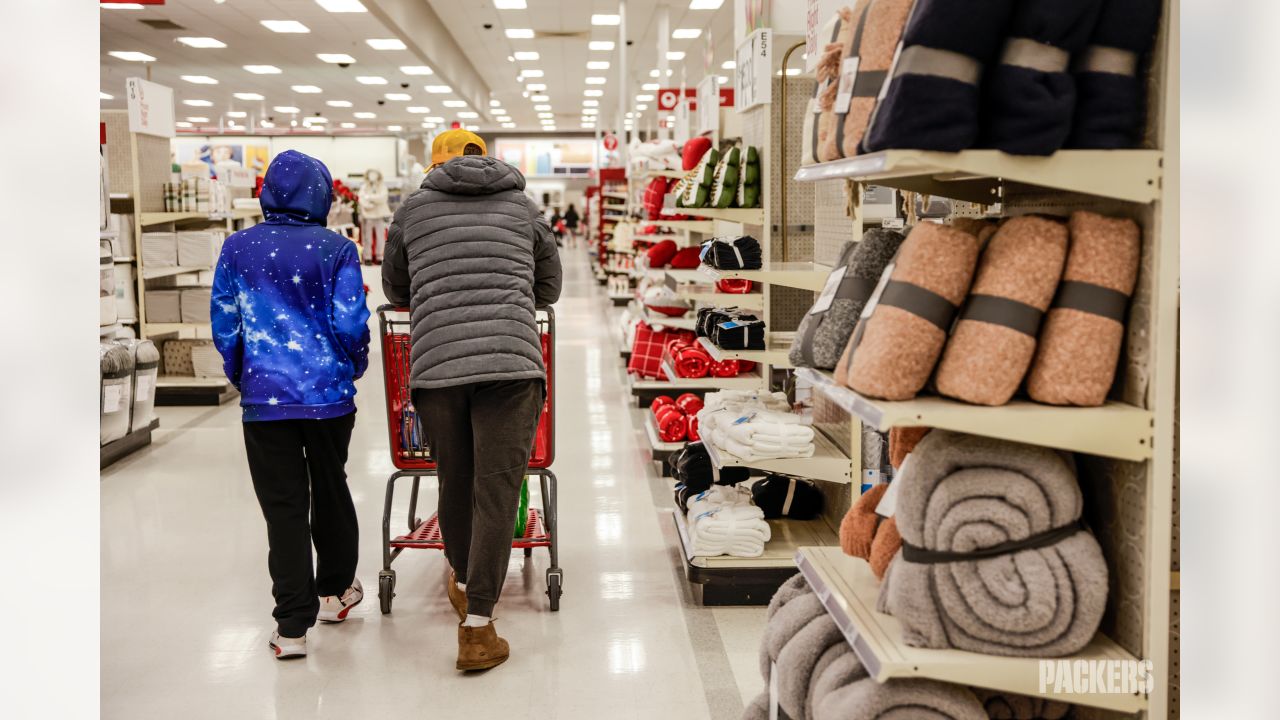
left=376, top=304, right=555, bottom=320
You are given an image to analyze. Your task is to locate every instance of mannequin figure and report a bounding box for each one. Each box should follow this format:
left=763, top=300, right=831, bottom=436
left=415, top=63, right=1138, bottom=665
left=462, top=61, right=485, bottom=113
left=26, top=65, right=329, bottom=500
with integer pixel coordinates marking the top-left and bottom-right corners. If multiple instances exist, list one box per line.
left=358, top=168, right=392, bottom=264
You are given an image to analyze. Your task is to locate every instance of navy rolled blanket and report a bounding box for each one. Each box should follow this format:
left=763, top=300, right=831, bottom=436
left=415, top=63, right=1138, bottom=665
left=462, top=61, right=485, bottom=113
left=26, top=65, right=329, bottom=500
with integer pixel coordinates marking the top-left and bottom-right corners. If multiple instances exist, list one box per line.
left=979, top=0, right=1105, bottom=155
left=861, top=0, right=1016, bottom=153
left=1067, top=0, right=1162, bottom=148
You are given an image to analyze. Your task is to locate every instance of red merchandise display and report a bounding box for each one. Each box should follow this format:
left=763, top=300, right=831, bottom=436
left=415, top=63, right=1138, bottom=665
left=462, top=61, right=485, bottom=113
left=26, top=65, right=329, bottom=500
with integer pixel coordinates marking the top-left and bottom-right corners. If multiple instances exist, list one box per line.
left=643, top=177, right=670, bottom=220
left=709, top=359, right=742, bottom=378
left=681, top=137, right=712, bottom=171
left=655, top=405, right=688, bottom=442
left=650, top=395, right=676, bottom=414
left=672, top=344, right=712, bottom=378
left=627, top=322, right=695, bottom=379
left=669, top=246, right=702, bottom=269
left=686, top=414, right=701, bottom=442
left=646, top=239, right=678, bottom=268
left=715, top=279, right=754, bottom=294
left=675, top=393, right=704, bottom=415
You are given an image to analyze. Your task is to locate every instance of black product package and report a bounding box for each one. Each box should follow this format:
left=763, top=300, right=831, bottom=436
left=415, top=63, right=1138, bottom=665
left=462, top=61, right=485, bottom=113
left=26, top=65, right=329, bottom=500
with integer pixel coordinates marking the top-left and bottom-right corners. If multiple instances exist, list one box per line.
left=701, top=235, right=763, bottom=270
left=712, top=317, right=767, bottom=350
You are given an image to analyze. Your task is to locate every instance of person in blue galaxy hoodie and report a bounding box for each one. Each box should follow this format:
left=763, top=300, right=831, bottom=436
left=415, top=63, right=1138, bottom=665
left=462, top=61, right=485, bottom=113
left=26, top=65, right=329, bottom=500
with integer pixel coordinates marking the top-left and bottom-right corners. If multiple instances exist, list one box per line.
left=211, top=150, right=371, bottom=660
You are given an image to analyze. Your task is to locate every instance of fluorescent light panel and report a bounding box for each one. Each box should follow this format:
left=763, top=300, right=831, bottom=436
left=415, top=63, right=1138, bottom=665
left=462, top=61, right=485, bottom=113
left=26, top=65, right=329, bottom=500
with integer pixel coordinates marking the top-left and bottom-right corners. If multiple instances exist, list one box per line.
left=354, top=111, right=376, bottom=118
left=494, top=0, right=526, bottom=8
left=642, top=83, right=659, bottom=91
left=587, top=61, right=610, bottom=70
left=585, top=76, right=606, bottom=85
left=226, top=111, right=247, bottom=118
left=273, top=106, right=299, bottom=113
left=244, top=65, right=282, bottom=74
left=261, top=20, right=310, bottom=33
left=672, top=28, right=702, bottom=39
left=181, top=75, right=218, bottom=84
left=234, top=92, right=264, bottom=100
left=341, top=122, right=357, bottom=128
left=526, top=84, right=547, bottom=92
left=186, top=116, right=209, bottom=122
left=635, top=94, right=653, bottom=102
left=505, top=29, right=534, bottom=39
left=108, top=50, right=155, bottom=62
left=531, top=94, right=549, bottom=102
left=387, top=125, right=402, bottom=131
left=442, top=99, right=467, bottom=107
left=177, top=37, right=226, bottom=48
left=591, top=14, right=620, bottom=25
left=588, top=41, right=614, bottom=51
left=316, top=0, right=367, bottom=11
left=582, top=99, right=599, bottom=107
left=538, top=112, right=553, bottom=118
left=584, top=89, right=603, bottom=97
left=101, top=3, right=145, bottom=9
left=291, top=85, right=322, bottom=93
left=457, top=111, right=479, bottom=119
left=400, top=65, right=433, bottom=75
left=100, top=92, right=113, bottom=100
left=666, top=51, right=685, bottom=60
left=175, top=121, right=193, bottom=128
left=721, top=59, right=736, bottom=69
left=317, top=53, right=356, bottom=63
left=384, top=93, right=412, bottom=101
left=356, top=76, right=388, bottom=84
left=534, top=104, right=551, bottom=111
left=366, top=38, right=406, bottom=50
left=407, top=106, right=430, bottom=113
left=326, top=100, right=353, bottom=107
left=689, top=0, right=724, bottom=8
left=514, top=51, right=539, bottom=61
left=424, top=85, right=451, bottom=93
left=183, top=99, right=212, bottom=107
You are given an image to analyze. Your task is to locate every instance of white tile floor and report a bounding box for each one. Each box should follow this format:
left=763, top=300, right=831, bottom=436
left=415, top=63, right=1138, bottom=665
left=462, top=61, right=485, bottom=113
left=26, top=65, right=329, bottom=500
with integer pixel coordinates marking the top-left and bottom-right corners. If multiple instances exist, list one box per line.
left=101, top=247, right=767, bottom=719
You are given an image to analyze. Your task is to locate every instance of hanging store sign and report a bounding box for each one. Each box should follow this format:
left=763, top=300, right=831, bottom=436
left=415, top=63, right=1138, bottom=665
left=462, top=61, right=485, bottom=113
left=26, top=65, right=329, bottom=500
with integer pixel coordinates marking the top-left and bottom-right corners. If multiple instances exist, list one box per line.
left=125, top=77, right=175, bottom=138
left=657, top=87, right=697, bottom=112
left=696, top=76, right=719, bottom=136
left=735, top=29, right=772, bottom=112
left=603, top=132, right=619, bottom=151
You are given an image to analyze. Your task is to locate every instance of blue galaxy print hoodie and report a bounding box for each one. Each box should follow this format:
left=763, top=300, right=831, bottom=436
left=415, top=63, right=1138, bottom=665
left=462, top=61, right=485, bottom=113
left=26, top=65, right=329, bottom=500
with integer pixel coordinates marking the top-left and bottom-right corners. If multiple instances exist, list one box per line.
left=211, top=150, right=370, bottom=422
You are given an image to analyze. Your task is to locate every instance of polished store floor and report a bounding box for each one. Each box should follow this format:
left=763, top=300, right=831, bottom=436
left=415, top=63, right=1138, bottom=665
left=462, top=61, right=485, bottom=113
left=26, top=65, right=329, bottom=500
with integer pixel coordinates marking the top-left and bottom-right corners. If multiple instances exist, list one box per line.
left=101, top=246, right=766, bottom=720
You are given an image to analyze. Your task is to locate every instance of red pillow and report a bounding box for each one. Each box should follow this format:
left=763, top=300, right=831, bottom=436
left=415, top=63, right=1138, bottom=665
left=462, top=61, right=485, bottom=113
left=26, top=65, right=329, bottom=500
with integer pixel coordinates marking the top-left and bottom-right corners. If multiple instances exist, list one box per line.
left=669, top=246, right=702, bottom=269
left=682, top=137, right=712, bottom=171
left=716, top=278, right=754, bottom=294
left=646, top=239, right=678, bottom=268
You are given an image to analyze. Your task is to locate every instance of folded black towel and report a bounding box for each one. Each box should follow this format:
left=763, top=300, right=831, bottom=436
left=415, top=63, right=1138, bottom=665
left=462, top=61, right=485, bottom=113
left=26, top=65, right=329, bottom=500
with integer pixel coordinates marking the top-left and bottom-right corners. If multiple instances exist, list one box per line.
left=752, top=475, right=824, bottom=520
left=862, top=0, right=1016, bottom=153
left=703, top=236, right=763, bottom=270
left=671, top=441, right=749, bottom=491
left=713, top=317, right=767, bottom=350
left=1066, top=0, right=1162, bottom=148
left=979, top=0, right=1104, bottom=155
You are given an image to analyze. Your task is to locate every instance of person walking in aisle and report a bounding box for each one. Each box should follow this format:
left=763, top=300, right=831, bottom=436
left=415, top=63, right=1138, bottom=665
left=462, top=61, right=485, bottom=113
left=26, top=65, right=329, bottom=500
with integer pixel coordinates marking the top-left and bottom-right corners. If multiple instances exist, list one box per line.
left=563, top=203, right=580, bottom=249
left=382, top=129, right=562, bottom=672
left=549, top=206, right=565, bottom=247
left=358, top=167, right=392, bottom=265
left=210, top=150, right=371, bottom=660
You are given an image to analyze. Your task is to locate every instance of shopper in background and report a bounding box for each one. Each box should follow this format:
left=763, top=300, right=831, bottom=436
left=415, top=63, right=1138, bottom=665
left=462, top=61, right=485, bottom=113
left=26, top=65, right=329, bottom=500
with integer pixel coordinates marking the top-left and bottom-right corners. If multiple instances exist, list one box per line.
left=549, top=206, right=564, bottom=247
left=210, top=150, right=371, bottom=660
left=563, top=203, right=580, bottom=249
left=358, top=168, right=392, bottom=265
left=382, top=129, right=562, bottom=672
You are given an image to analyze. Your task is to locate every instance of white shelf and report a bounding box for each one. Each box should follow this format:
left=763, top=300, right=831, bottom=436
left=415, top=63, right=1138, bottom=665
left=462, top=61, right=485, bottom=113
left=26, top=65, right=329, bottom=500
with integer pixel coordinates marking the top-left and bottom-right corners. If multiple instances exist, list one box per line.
left=671, top=285, right=765, bottom=310
left=697, top=334, right=794, bottom=368
left=630, top=365, right=765, bottom=392
left=644, top=413, right=686, bottom=454
left=643, top=169, right=686, bottom=179
left=639, top=308, right=697, bottom=331
left=795, top=367, right=1153, bottom=461
left=602, top=192, right=629, bottom=200
left=155, top=375, right=229, bottom=388
left=663, top=204, right=765, bottom=225
left=702, top=426, right=854, bottom=485
left=142, top=266, right=210, bottom=280
left=796, top=548, right=1147, bottom=714
left=793, top=149, right=1163, bottom=205
left=674, top=509, right=839, bottom=570
left=699, top=262, right=832, bottom=292
left=146, top=322, right=210, bottom=334
left=652, top=219, right=716, bottom=233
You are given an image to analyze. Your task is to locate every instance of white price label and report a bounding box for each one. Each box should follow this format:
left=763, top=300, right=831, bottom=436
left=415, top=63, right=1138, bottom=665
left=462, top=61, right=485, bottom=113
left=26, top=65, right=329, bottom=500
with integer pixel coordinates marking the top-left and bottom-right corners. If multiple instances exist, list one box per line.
left=834, top=56, right=861, bottom=113
left=103, top=383, right=124, bottom=414
left=809, top=265, right=848, bottom=315
left=860, top=262, right=895, bottom=320
left=876, top=454, right=910, bottom=518
left=136, top=374, right=153, bottom=402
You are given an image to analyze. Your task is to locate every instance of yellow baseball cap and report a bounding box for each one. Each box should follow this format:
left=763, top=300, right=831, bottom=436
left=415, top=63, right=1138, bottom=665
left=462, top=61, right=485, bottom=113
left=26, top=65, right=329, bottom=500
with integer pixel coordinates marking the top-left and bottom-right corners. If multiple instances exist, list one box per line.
left=431, top=129, right=487, bottom=166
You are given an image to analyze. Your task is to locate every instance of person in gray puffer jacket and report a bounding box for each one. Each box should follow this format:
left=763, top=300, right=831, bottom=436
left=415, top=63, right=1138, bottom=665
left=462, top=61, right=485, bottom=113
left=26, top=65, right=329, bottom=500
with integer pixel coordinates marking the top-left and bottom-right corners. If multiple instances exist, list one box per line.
left=382, top=130, right=561, bottom=671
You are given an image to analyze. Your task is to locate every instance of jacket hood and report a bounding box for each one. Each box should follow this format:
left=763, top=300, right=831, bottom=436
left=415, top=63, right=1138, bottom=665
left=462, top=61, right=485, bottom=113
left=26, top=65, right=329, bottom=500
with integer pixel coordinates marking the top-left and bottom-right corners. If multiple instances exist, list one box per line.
left=260, top=150, right=333, bottom=225
left=422, top=155, right=525, bottom=196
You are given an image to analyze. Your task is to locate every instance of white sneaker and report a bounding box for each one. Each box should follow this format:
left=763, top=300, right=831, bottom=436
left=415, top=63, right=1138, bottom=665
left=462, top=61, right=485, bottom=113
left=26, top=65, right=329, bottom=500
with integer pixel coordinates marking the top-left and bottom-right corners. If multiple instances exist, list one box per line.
left=270, top=631, right=307, bottom=659
left=318, top=578, right=364, bottom=623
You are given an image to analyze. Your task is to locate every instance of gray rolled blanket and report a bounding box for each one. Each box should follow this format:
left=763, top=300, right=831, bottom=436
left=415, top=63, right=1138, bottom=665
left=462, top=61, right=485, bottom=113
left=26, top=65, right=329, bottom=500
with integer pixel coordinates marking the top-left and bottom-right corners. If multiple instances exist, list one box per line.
left=878, top=430, right=1108, bottom=657
left=740, top=691, right=770, bottom=720
left=814, top=676, right=986, bottom=720
left=809, top=647, right=868, bottom=716
left=776, top=613, right=845, bottom=719
left=762, top=591, right=828, bottom=683
left=975, top=689, right=1074, bottom=719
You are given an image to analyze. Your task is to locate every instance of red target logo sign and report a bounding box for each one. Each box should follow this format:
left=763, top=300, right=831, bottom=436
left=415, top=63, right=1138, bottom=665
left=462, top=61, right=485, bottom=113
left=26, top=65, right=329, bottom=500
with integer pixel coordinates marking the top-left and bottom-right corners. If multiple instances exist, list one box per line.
left=603, top=132, right=618, bottom=151
left=656, top=87, right=697, bottom=111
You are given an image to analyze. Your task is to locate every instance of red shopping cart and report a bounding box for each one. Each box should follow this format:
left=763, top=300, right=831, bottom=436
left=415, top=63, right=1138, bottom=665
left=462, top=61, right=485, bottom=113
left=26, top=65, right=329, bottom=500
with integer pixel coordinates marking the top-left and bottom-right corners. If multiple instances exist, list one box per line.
left=376, top=305, right=562, bottom=613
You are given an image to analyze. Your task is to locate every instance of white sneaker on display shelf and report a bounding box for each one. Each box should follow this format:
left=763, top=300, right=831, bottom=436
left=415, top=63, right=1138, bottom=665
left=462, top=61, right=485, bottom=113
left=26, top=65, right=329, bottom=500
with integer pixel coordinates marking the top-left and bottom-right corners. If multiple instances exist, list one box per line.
left=269, top=631, right=307, bottom=660
left=318, top=577, right=364, bottom=623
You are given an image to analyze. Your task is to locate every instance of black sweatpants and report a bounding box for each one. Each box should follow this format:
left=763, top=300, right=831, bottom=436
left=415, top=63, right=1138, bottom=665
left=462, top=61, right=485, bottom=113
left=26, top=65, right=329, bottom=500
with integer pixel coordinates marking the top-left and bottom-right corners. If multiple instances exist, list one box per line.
left=413, top=379, right=544, bottom=617
left=242, top=412, right=358, bottom=637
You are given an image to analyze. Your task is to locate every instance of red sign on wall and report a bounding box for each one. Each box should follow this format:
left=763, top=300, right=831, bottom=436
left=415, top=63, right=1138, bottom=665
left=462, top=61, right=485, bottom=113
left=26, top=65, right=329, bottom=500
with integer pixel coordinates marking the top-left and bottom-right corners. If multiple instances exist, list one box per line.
left=602, top=132, right=618, bottom=151
left=656, top=88, right=697, bottom=111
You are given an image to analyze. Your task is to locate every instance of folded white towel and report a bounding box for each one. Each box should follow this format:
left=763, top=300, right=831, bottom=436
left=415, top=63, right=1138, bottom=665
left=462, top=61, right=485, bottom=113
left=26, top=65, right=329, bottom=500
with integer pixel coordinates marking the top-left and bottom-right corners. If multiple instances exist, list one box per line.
left=725, top=423, right=815, bottom=446
left=751, top=440, right=817, bottom=457
left=698, top=521, right=771, bottom=543
left=690, top=537, right=767, bottom=558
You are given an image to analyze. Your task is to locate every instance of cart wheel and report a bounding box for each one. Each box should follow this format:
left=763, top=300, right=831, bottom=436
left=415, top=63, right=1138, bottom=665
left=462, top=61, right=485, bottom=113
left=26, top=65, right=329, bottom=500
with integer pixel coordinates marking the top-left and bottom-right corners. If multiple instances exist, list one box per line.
left=379, top=571, right=395, bottom=614
left=546, top=569, right=563, bottom=612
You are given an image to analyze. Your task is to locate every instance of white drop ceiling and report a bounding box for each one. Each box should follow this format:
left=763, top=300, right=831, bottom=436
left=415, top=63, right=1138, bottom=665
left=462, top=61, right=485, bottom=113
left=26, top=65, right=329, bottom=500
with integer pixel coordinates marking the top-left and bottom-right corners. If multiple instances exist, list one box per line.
left=100, top=0, right=736, bottom=135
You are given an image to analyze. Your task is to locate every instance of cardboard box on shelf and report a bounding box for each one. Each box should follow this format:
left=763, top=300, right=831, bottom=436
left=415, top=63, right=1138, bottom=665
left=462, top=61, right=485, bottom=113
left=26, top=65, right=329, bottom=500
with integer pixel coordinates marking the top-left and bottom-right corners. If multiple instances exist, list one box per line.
left=144, top=289, right=182, bottom=324
left=141, top=232, right=178, bottom=268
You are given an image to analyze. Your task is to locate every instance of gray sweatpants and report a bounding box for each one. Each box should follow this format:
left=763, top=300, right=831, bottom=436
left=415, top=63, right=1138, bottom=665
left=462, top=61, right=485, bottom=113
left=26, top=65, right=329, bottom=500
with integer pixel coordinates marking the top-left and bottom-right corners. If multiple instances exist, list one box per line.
left=412, top=379, right=544, bottom=617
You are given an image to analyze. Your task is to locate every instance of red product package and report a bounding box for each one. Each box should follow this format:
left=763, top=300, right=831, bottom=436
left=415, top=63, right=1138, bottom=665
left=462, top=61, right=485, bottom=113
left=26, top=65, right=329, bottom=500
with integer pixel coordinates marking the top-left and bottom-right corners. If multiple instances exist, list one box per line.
left=669, top=246, right=702, bottom=269
left=715, top=278, right=754, bottom=294
left=628, top=322, right=695, bottom=379
left=708, top=359, right=742, bottom=378
left=682, top=137, right=712, bottom=171
left=646, top=239, right=678, bottom=268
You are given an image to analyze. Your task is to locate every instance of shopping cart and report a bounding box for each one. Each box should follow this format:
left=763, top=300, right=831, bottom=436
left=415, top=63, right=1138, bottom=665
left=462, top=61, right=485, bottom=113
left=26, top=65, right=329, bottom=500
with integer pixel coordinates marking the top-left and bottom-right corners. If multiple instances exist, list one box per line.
left=376, top=305, right=562, bottom=613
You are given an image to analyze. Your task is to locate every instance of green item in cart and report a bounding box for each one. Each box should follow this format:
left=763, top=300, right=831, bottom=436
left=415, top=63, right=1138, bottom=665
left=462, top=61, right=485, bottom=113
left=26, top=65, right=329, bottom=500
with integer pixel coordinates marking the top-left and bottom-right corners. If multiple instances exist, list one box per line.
left=513, top=476, right=530, bottom=537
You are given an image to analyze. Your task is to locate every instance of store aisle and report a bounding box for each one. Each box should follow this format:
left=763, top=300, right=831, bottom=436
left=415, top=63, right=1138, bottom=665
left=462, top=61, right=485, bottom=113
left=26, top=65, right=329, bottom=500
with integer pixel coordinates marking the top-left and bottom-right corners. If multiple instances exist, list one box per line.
left=101, top=247, right=765, bottom=720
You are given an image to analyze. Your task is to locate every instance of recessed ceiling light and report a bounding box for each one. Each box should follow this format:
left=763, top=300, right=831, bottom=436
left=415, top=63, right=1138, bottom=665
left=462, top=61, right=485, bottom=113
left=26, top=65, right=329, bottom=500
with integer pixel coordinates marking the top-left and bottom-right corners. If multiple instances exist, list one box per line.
left=306, top=116, right=328, bottom=123
left=635, top=94, right=654, bottom=102
left=588, top=41, right=615, bottom=51
left=261, top=20, right=310, bottom=33
left=316, top=0, right=367, bottom=12
left=586, top=61, right=610, bottom=70
left=400, top=65, right=433, bottom=75
left=406, top=106, right=430, bottom=113
left=356, top=76, right=388, bottom=85
left=327, top=100, right=353, bottom=107
left=317, top=53, right=356, bottom=64
left=387, top=125, right=402, bottom=131
left=489, top=99, right=503, bottom=107
left=690, top=0, right=725, bottom=8
left=666, top=51, right=685, bottom=61
left=649, top=68, right=674, bottom=77
left=625, top=112, right=635, bottom=118
left=591, top=14, right=620, bottom=25
left=244, top=65, right=282, bottom=74
left=514, top=51, right=539, bottom=61
left=176, top=121, right=194, bottom=128
left=226, top=111, right=247, bottom=118
left=582, top=108, right=598, bottom=115
left=501, top=122, right=516, bottom=128
left=584, top=89, right=603, bottom=97
left=422, top=122, right=438, bottom=129
left=183, top=99, right=213, bottom=107
left=424, top=85, right=451, bottom=93
left=636, top=104, right=648, bottom=110
left=496, top=115, right=512, bottom=122
left=366, top=38, right=406, bottom=50
left=531, top=94, right=549, bottom=102
left=526, top=84, right=547, bottom=92
left=585, top=76, right=606, bottom=85
left=292, top=85, right=322, bottom=93
left=581, top=123, right=595, bottom=128
left=424, top=116, right=445, bottom=123
left=642, top=83, right=659, bottom=91
left=108, top=51, right=156, bottom=62
left=442, top=99, right=467, bottom=107
left=721, top=59, right=736, bottom=69
left=521, top=69, right=544, bottom=78
left=340, top=122, right=357, bottom=128
left=273, top=106, right=299, bottom=113
left=582, top=100, right=598, bottom=107
left=354, top=112, right=376, bottom=118
left=494, top=0, right=527, bottom=8
left=534, top=104, right=551, bottom=111
left=540, top=119, right=554, bottom=125
left=186, top=116, right=209, bottom=123
left=234, top=92, right=265, bottom=100
left=181, top=75, right=218, bottom=85
left=672, top=28, right=702, bottom=39
left=466, top=125, right=480, bottom=131
left=542, top=126, right=556, bottom=131
left=717, top=75, right=728, bottom=84
left=100, top=92, right=113, bottom=100
left=177, top=37, right=227, bottom=48
left=260, top=120, right=275, bottom=128
left=537, top=112, right=553, bottom=118
left=505, top=29, right=534, bottom=39
left=384, top=93, right=412, bottom=101
left=101, top=3, right=145, bottom=9
left=458, top=111, right=479, bottom=119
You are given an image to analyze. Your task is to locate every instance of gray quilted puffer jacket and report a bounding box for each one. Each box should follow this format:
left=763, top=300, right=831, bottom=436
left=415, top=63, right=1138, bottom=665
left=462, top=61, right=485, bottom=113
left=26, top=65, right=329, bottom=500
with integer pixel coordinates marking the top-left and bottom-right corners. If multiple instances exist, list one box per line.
left=382, top=155, right=562, bottom=389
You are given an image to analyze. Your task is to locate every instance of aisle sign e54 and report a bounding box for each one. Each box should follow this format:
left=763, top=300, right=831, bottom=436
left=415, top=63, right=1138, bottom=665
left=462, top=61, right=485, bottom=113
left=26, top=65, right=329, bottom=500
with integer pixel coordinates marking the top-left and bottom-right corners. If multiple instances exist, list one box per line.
left=735, top=29, right=772, bottom=113
left=125, top=77, right=175, bottom=138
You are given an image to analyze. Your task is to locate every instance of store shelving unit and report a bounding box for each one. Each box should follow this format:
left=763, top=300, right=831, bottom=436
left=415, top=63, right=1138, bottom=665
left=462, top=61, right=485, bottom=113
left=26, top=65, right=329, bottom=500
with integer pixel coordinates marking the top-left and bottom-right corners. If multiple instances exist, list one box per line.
left=652, top=219, right=715, bottom=233
left=671, top=284, right=765, bottom=310
left=698, top=262, right=832, bottom=292
left=702, top=426, right=854, bottom=485
left=664, top=205, right=766, bottom=225
left=796, top=548, right=1148, bottom=714
left=642, top=414, right=685, bottom=474
left=697, top=335, right=795, bottom=368
left=643, top=169, right=685, bottom=180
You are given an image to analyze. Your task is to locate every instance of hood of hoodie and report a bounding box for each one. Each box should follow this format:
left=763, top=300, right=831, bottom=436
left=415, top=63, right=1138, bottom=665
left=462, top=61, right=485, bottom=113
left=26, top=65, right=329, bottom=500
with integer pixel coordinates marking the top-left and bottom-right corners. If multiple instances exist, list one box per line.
left=422, top=155, right=525, bottom=196
left=260, top=150, right=334, bottom=226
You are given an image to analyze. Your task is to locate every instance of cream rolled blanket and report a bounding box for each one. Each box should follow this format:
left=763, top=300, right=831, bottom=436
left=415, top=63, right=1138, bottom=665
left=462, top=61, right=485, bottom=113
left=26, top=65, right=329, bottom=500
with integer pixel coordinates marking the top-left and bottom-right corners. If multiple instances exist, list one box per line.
left=878, top=430, right=1109, bottom=657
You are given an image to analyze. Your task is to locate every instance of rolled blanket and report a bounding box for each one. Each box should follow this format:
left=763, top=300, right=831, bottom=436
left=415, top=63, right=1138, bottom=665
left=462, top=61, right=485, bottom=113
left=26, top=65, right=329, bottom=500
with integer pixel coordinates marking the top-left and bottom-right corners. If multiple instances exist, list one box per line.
left=838, top=0, right=915, bottom=157
left=935, top=215, right=1069, bottom=406
left=703, top=235, right=763, bottom=270
left=776, top=612, right=845, bottom=720
left=979, top=0, right=1105, bottom=155
left=708, top=359, right=742, bottom=378
left=741, top=692, right=770, bottom=720
left=656, top=406, right=688, bottom=443
left=790, top=228, right=905, bottom=369
left=669, top=245, right=703, bottom=269
left=868, top=516, right=901, bottom=580
left=975, top=689, right=1074, bottom=719
left=768, top=572, right=812, bottom=622
left=805, top=643, right=853, bottom=719
left=840, top=223, right=982, bottom=400
left=674, top=345, right=712, bottom=378
left=1026, top=211, right=1140, bottom=406
left=809, top=649, right=868, bottom=716
left=888, top=426, right=930, bottom=468
left=861, top=0, right=1017, bottom=153
left=712, top=316, right=767, bottom=350
left=752, top=475, right=825, bottom=520
left=676, top=392, right=704, bottom=415
left=647, top=239, right=678, bottom=267
left=815, top=677, right=986, bottom=720
left=879, top=430, right=1109, bottom=657
left=950, top=217, right=1001, bottom=247
left=764, top=592, right=828, bottom=671
left=839, top=483, right=888, bottom=558
left=807, top=39, right=846, bottom=165
left=817, top=6, right=861, bottom=162
left=1066, top=0, right=1163, bottom=149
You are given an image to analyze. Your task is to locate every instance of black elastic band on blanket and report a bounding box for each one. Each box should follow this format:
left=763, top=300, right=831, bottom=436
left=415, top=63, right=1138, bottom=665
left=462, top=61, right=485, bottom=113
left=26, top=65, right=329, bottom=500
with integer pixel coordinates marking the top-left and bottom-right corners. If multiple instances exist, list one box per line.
left=1052, top=280, right=1129, bottom=323
left=900, top=521, right=1084, bottom=564
left=958, top=294, right=1044, bottom=337
left=798, top=273, right=879, bottom=364
left=879, top=280, right=958, bottom=332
